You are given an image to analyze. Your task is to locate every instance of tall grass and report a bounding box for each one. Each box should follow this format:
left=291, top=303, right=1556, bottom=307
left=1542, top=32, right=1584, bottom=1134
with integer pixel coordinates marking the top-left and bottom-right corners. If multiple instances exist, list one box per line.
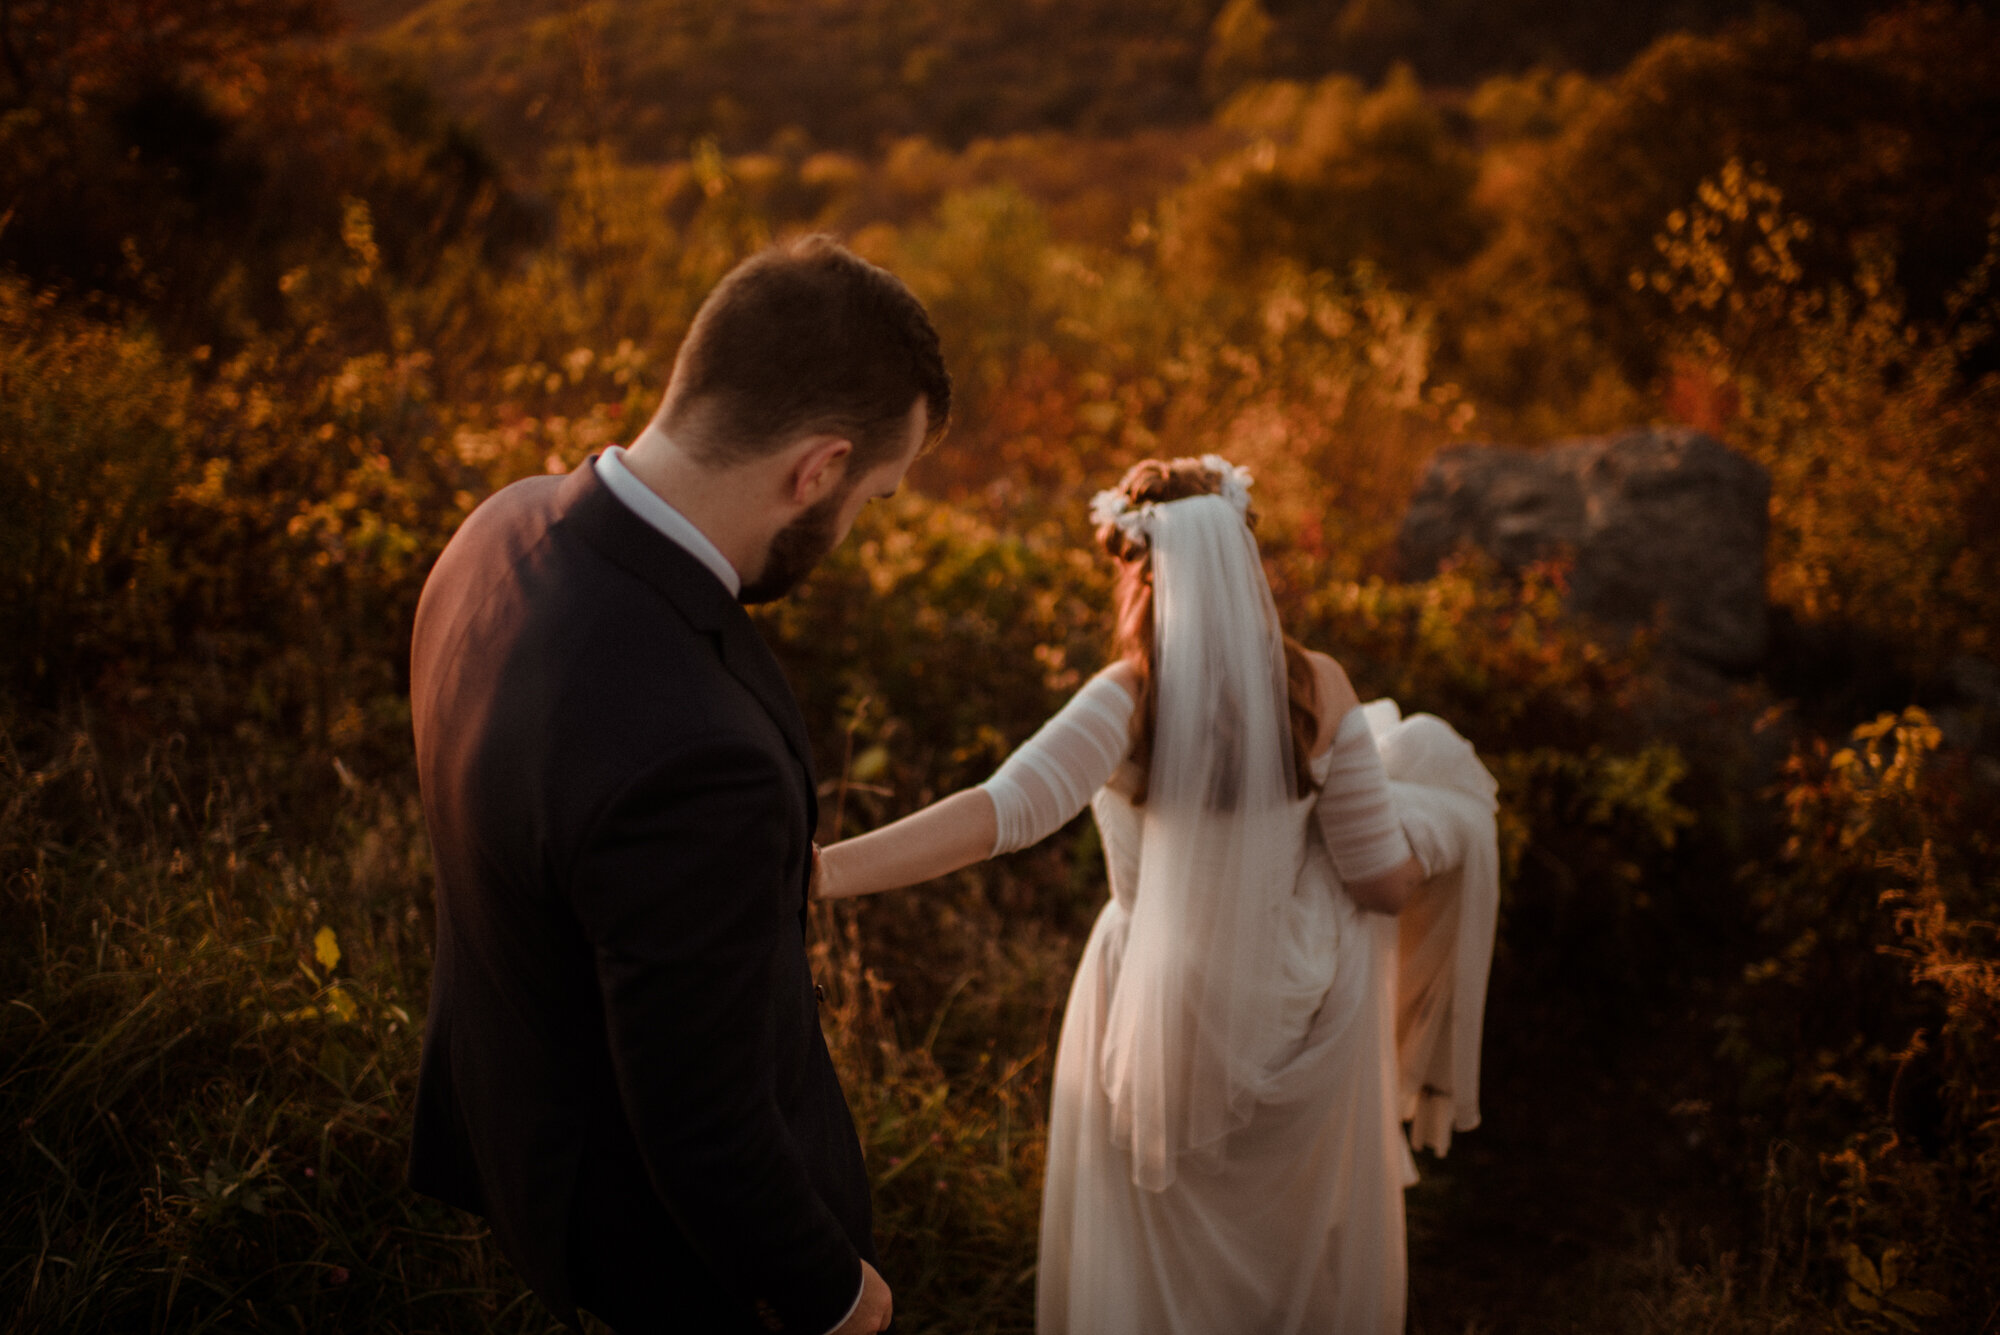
left=0, top=697, right=1085, bottom=1333
left=0, top=717, right=562, bottom=1334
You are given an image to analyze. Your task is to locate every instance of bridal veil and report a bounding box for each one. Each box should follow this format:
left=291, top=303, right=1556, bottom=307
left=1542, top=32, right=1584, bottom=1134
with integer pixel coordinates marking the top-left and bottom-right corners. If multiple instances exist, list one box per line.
left=1093, top=475, right=1307, bottom=1192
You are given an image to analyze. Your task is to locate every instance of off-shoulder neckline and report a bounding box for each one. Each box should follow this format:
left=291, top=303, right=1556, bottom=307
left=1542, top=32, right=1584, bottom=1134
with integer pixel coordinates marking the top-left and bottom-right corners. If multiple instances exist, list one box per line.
left=1089, top=662, right=1366, bottom=776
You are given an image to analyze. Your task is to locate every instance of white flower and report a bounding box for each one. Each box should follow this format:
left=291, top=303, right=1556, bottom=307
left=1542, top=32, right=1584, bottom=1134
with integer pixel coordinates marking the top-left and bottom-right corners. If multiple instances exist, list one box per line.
left=1090, top=488, right=1154, bottom=546
left=1088, top=456, right=1253, bottom=547
left=1200, top=454, right=1255, bottom=517
left=1089, top=488, right=1130, bottom=530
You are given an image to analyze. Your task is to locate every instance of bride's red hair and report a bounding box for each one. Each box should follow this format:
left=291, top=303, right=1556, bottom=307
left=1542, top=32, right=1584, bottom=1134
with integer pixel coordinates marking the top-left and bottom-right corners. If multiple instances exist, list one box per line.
left=1097, top=458, right=1320, bottom=805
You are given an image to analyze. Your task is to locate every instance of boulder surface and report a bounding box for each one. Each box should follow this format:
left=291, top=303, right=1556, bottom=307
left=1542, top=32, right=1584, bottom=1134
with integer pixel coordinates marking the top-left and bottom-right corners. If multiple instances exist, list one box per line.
left=1398, top=428, right=1770, bottom=670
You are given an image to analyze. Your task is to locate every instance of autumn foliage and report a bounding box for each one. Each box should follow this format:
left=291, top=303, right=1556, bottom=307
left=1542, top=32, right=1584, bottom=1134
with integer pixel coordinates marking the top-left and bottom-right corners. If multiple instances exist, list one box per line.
left=2, top=1, right=1998, bottom=1330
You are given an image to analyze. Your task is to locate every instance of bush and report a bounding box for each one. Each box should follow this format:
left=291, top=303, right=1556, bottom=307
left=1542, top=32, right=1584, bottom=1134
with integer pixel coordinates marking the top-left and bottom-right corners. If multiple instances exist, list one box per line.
left=0, top=283, right=189, bottom=695
left=1719, top=709, right=2000, bottom=1322
left=1645, top=160, right=2000, bottom=672
left=1167, top=66, right=1485, bottom=295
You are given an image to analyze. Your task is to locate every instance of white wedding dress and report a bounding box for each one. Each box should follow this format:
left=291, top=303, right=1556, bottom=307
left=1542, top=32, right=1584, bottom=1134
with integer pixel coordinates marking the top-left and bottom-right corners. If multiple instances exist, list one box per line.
left=982, top=672, right=1499, bottom=1335
left=916, top=485, right=1502, bottom=1335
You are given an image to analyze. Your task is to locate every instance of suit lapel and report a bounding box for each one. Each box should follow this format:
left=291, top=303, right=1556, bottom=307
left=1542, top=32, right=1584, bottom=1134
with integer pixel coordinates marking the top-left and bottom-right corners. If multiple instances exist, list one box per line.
left=712, top=615, right=819, bottom=799
left=555, top=460, right=820, bottom=802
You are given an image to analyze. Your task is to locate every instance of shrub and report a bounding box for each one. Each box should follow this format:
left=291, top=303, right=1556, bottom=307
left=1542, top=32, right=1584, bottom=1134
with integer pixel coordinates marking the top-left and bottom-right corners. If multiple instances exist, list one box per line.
left=1720, top=709, right=2000, bottom=1320
left=0, top=282, right=189, bottom=696
left=1645, top=161, right=2000, bottom=672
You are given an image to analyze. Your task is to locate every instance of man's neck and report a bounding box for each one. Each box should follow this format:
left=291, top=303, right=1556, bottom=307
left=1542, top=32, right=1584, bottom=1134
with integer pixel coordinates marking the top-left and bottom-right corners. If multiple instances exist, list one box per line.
left=619, top=421, right=772, bottom=581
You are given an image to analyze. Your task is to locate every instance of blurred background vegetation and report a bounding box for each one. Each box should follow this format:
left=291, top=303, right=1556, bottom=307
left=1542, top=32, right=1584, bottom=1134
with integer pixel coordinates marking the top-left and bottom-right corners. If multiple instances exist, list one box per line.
left=3, top=0, right=1998, bottom=1330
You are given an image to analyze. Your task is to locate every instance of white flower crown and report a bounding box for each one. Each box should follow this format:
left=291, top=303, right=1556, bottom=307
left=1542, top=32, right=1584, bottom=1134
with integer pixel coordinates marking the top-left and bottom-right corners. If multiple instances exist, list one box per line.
left=1088, top=455, right=1255, bottom=548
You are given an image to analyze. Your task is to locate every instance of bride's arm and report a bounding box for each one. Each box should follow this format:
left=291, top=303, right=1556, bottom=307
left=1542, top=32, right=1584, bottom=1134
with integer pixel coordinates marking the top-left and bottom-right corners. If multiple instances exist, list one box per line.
left=1308, top=652, right=1425, bottom=914
left=817, top=664, right=1138, bottom=900
left=816, top=789, right=998, bottom=900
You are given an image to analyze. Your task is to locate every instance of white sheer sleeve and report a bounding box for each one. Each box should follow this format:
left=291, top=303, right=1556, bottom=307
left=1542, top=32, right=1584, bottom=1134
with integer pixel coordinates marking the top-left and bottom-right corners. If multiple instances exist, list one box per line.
left=1315, top=707, right=1416, bottom=883
left=980, top=669, right=1136, bottom=856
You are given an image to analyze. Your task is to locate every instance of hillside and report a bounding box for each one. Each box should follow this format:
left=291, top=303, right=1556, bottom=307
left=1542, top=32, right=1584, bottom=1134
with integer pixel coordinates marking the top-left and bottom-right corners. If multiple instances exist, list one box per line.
left=5, top=1, right=1999, bottom=1330
left=339, top=0, right=1917, bottom=168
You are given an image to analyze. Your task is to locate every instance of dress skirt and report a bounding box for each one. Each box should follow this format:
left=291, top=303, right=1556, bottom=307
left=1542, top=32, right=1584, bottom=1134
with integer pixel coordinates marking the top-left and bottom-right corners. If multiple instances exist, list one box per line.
left=1036, top=856, right=1411, bottom=1335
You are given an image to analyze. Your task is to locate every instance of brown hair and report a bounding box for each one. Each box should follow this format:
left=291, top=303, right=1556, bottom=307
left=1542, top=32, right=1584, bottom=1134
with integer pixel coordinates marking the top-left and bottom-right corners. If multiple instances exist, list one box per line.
left=659, top=235, right=951, bottom=469
left=1098, top=458, right=1321, bottom=804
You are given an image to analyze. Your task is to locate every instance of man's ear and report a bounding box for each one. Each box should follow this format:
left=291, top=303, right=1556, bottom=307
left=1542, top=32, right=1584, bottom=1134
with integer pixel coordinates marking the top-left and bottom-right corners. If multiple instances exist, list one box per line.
left=788, top=435, right=854, bottom=507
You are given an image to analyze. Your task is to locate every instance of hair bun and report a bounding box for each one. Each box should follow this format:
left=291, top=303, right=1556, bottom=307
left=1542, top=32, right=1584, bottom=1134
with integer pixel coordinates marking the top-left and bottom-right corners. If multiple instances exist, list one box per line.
left=1089, top=455, right=1255, bottom=559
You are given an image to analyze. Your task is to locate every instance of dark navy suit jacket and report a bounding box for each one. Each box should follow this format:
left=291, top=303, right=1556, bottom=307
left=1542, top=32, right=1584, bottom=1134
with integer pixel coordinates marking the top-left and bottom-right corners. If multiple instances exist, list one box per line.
left=408, top=458, right=872, bottom=1333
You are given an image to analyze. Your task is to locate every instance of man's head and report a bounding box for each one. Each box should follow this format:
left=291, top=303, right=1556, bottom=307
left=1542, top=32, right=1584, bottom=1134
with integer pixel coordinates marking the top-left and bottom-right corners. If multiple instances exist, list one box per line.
left=735, top=393, right=928, bottom=602
left=638, top=236, right=950, bottom=602
left=658, top=235, right=950, bottom=474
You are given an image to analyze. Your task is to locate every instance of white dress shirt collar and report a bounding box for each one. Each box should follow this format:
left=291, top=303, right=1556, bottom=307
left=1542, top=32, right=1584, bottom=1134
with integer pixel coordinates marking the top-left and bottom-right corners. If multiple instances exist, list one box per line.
left=595, top=445, right=742, bottom=597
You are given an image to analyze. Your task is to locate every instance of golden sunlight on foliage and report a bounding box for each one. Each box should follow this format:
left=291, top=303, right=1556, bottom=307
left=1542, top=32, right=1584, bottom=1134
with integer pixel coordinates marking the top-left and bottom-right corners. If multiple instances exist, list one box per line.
left=3, top=0, right=1998, bottom=1330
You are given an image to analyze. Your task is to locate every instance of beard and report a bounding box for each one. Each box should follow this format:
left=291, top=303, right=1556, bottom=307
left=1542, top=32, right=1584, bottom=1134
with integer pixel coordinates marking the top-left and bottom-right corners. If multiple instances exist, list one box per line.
left=737, top=485, right=846, bottom=604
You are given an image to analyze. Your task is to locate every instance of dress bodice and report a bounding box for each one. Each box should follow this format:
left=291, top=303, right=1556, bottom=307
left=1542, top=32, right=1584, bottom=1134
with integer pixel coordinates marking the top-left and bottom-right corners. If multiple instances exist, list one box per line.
left=1089, top=746, right=1339, bottom=915
left=1088, top=743, right=1356, bottom=1091
left=983, top=666, right=1415, bottom=891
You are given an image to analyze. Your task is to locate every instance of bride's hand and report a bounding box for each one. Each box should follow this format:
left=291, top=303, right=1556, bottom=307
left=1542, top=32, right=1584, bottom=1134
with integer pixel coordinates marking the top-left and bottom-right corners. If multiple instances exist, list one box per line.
left=810, top=841, right=855, bottom=900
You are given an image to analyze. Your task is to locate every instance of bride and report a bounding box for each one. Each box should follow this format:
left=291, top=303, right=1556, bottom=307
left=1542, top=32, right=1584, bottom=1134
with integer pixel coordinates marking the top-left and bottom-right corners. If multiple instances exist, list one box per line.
left=815, top=455, right=1500, bottom=1333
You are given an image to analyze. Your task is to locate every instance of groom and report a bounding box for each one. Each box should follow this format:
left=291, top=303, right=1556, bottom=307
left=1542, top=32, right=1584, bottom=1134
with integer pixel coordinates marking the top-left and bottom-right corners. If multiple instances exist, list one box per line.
left=408, top=236, right=950, bottom=1334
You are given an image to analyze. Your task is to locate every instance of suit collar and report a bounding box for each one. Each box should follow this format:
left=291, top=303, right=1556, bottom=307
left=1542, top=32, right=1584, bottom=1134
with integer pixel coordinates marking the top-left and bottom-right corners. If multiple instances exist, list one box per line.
left=556, top=459, right=819, bottom=795
left=557, top=458, right=737, bottom=630
left=595, top=444, right=741, bottom=596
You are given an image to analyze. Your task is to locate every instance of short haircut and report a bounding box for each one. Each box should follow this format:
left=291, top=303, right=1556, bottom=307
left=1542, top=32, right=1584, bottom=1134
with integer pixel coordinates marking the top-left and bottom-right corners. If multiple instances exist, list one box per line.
left=659, top=235, right=951, bottom=469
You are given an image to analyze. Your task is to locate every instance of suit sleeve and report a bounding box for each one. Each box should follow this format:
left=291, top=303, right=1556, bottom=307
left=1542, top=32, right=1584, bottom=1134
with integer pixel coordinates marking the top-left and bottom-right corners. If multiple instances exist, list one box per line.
left=570, top=735, right=861, bottom=1334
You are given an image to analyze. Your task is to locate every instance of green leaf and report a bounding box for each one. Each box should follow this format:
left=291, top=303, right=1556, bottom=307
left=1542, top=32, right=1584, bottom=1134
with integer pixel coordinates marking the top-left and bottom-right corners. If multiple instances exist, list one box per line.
left=1884, top=1310, right=1918, bottom=1331
left=1891, top=1289, right=1950, bottom=1317
left=1848, top=1282, right=1882, bottom=1313
left=324, top=985, right=358, bottom=1024
left=318, top=1038, right=353, bottom=1086
left=851, top=745, right=890, bottom=783
left=313, top=926, right=341, bottom=972
left=1846, top=1245, right=1882, bottom=1294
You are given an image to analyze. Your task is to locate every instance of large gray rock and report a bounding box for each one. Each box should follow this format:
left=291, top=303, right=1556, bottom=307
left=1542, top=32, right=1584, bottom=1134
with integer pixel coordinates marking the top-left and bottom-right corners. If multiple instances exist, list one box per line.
left=1398, top=428, right=1771, bottom=670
